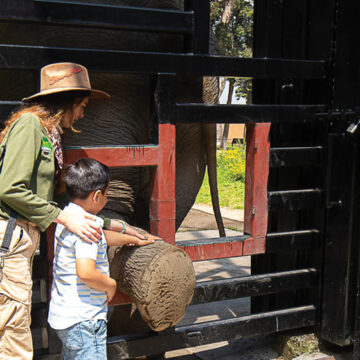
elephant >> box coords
[0,0,225,236]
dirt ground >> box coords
[178,208,243,232]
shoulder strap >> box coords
[0,210,18,254]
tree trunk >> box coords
[219,77,226,96]
[108,241,195,332]
[221,0,234,24]
[220,79,234,149]
[219,0,235,151]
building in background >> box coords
[217,79,246,146]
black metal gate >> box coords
[0,0,359,358]
[252,0,360,350]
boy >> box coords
[48,158,154,359]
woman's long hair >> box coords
[0,90,90,142]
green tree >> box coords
[210,0,253,58]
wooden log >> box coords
[109,240,196,332]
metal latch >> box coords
[346,119,360,134]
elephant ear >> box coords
[109,240,196,332]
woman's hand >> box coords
[125,225,148,240]
[55,210,101,243]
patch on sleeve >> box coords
[42,137,53,155]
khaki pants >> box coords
[0,220,40,360]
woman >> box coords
[0,62,145,359]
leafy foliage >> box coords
[217,144,246,181]
[196,144,246,209]
[210,0,253,57]
[210,0,254,102]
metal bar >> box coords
[176,104,325,124]
[156,74,177,125]
[32,257,48,280]
[30,303,47,329]
[107,306,317,359]
[0,0,193,34]
[149,124,176,244]
[266,230,320,252]
[321,133,357,345]
[176,236,247,261]
[0,101,21,123]
[268,189,323,211]
[185,0,209,53]
[108,250,318,306]
[354,343,360,360]
[270,147,324,167]
[316,110,357,118]
[64,145,159,167]
[149,75,176,244]
[0,100,22,106]
[46,224,56,308]
[0,44,327,78]
[192,268,318,305]
[244,123,270,255]
[353,223,360,360]
[0,102,327,125]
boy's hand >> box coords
[126,234,159,247]
[126,227,151,241]
[106,279,117,303]
[146,234,161,241]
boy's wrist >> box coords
[106,277,116,290]
[106,278,117,300]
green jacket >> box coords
[0,113,61,231]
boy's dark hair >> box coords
[65,158,110,200]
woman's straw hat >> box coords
[22,62,110,101]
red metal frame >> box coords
[243,122,270,255]
[176,122,270,260]
[47,121,270,305]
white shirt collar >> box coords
[65,202,104,228]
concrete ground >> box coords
[177,204,244,233]
[164,205,353,360]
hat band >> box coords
[42,85,90,91]
[49,66,83,85]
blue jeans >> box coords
[55,319,107,360]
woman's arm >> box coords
[0,115,60,231]
[107,219,161,241]
[76,258,117,301]
[103,230,156,247]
